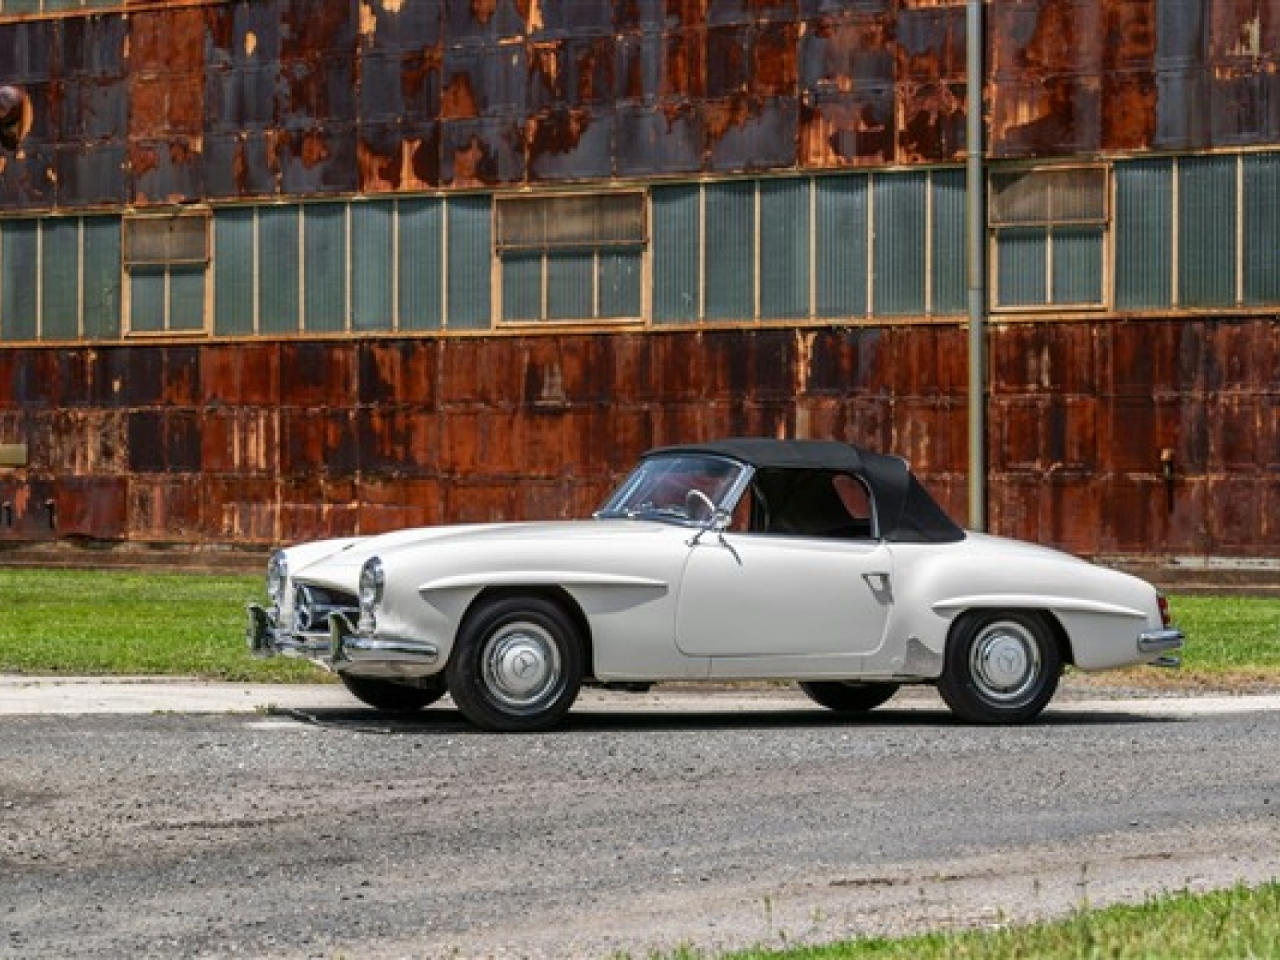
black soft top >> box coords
[645,438,966,544]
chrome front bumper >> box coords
[246,605,440,675]
[1138,627,1185,668]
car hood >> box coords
[290,520,673,588]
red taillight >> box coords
[1157,594,1172,628]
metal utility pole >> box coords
[966,0,987,532]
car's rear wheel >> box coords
[937,611,1062,724]
[339,673,447,712]
[799,681,899,713]
[447,595,583,732]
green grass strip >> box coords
[0,568,322,681]
[654,882,1280,959]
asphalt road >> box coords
[3,683,1279,959]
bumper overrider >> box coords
[1137,627,1185,668]
[246,606,441,674]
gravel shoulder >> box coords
[3,680,1279,959]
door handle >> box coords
[862,571,893,601]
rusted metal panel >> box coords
[4,319,1280,556]
[204,476,279,542]
[799,8,898,167]
[200,409,277,477]
[989,0,1104,157]
[896,4,967,162]
[1100,0,1157,150]
[277,476,359,541]
[2,0,1279,204]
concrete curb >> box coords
[4,675,1280,719]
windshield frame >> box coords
[594,454,752,527]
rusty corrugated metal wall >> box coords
[2,0,1276,205]
[0,0,1278,561]
[2,318,1276,558]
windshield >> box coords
[596,455,748,525]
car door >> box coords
[673,532,895,658]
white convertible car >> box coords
[247,438,1184,731]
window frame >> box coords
[988,164,1112,314]
[493,191,648,327]
[122,210,212,339]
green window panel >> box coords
[1115,160,1173,310]
[760,178,810,320]
[704,181,754,321]
[1052,226,1105,305]
[995,227,1048,307]
[1244,153,1280,305]
[352,202,394,332]
[1,221,38,341]
[83,217,121,341]
[652,184,701,324]
[129,269,167,334]
[930,170,966,315]
[1178,155,1236,307]
[398,199,444,331]
[599,250,641,319]
[260,206,301,335]
[546,251,594,321]
[446,196,492,331]
[501,252,542,322]
[169,268,208,332]
[815,175,868,318]
[304,204,347,333]
[873,172,927,316]
[214,209,255,336]
[42,219,80,340]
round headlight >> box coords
[266,550,288,604]
[359,557,384,613]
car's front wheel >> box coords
[447,595,583,732]
[799,681,899,713]
[937,611,1062,723]
[339,673,447,712]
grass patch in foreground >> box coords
[0,568,324,682]
[659,882,1280,959]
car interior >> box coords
[737,469,876,540]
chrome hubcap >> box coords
[970,621,1041,703]
[482,622,561,711]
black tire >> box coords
[937,611,1062,724]
[446,596,583,732]
[339,673,447,712]
[799,681,899,713]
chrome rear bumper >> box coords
[1138,627,1185,668]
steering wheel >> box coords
[685,489,717,524]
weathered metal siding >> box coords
[0,0,1278,562]
[1,319,1276,557]
[4,0,1278,208]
